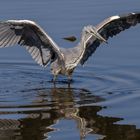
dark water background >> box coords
[0,0,140,140]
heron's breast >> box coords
[59,67,75,76]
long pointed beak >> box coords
[89,29,108,44]
[95,32,108,43]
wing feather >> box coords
[25,45,51,66]
[1,32,14,47]
[0,20,64,67]
[80,12,140,65]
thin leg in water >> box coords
[68,74,72,83]
[52,75,57,83]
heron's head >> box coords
[50,60,61,76]
[85,25,107,43]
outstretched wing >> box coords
[0,20,64,66]
[80,12,140,65]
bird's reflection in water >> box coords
[0,87,140,140]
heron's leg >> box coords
[67,75,72,88]
[67,69,74,83]
[68,75,72,82]
[52,75,57,83]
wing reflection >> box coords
[0,87,140,140]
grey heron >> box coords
[0,12,140,82]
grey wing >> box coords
[80,12,140,65]
[0,20,64,66]
[25,46,51,67]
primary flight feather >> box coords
[0,12,139,82]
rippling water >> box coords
[0,0,140,140]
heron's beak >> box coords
[95,32,108,43]
[90,30,108,44]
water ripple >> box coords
[0,63,140,139]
